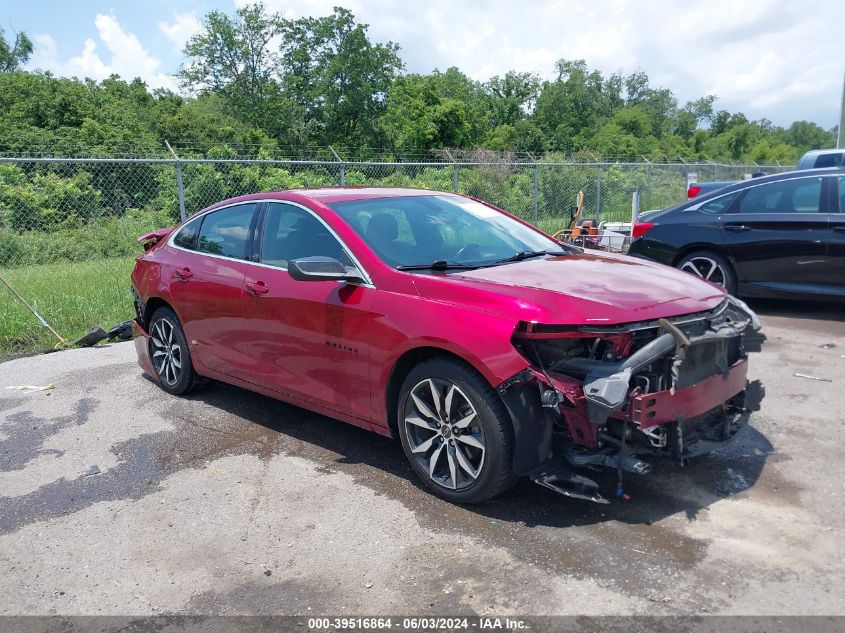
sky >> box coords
[3,0,843,128]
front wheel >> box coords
[676,250,737,295]
[397,357,517,503]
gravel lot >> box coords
[0,300,843,616]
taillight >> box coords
[687,185,702,198]
[631,222,655,239]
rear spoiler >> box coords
[138,227,174,251]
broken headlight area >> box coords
[505,297,765,503]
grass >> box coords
[0,256,136,359]
[0,206,636,360]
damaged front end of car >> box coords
[499,296,765,503]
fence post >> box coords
[165,140,186,222]
[631,189,640,226]
[444,148,459,192]
[595,171,602,219]
[330,146,345,186]
[533,166,539,226]
[175,163,186,222]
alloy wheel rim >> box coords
[680,257,727,288]
[403,378,485,491]
[150,318,182,385]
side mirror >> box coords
[288,256,364,283]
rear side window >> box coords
[196,204,256,259]
[737,178,822,214]
[697,192,739,214]
[174,216,201,250]
[814,153,843,168]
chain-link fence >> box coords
[0,154,792,357]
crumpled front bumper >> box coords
[502,297,764,502]
[628,357,747,428]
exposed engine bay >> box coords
[501,296,766,503]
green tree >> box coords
[281,7,402,147]
[179,3,295,133]
[778,121,835,151]
[484,71,540,128]
[533,60,613,152]
[380,74,473,151]
[0,27,32,72]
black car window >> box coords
[196,203,256,259]
[174,215,201,250]
[737,178,822,214]
[697,192,739,214]
[260,202,350,268]
[814,153,843,168]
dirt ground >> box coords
[0,299,843,616]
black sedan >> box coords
[628,168,845,299]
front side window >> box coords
[737,178,822,214]
[196,204,257,259]
[260,203,350,268]
[329,195,561,268]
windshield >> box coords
[329,194,562,268]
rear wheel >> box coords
[148,307,200,395]
[397,357,517,503]
[676,250,737,295]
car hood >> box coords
[409,251,726,325]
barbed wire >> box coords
[0,138,791,166]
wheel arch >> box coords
[142,296,176,329]
[384,346,500,438]
[670,243,735,268]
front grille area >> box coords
[674,336,742,389]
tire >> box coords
[148,307,201,395]
[676,250,737,295]
[397,357,517,503]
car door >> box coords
[236,201,376,421]
[167,202,259,375]
[829,175,845,293]
[719,175,829,293]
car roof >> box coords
[194,187,451,216]
[290,187,445,203]
[685,166,845,204]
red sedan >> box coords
[131,188,764,503]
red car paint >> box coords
[131,188,740,446]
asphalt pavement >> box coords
[0,300,843,616]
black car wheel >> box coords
[148,307,201,395]
[676,250,737,295]
[397,357,518,503]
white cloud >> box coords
[26,13,177,91]
[241,0,843,126]
[158,11,202,51]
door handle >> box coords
[245,280,270,295]
[833,226,845,233]
[172,267,193,280]
[725,224,752,232]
